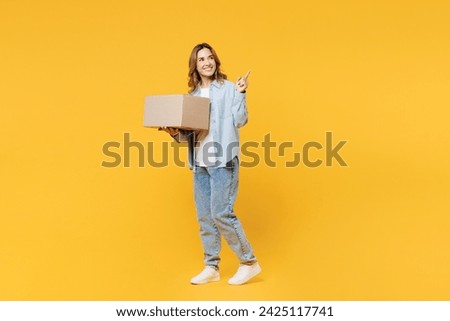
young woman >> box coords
[163,43,261,285]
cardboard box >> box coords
[143,95,210,130]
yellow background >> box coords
[1,0,449,300]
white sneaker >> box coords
[228,262,262,285]
[190,266,220,285]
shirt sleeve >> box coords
[171,130,203,143]
[171,130,191,143]
[232,89,248,128]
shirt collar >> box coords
[192,79,222,95]
[211,79,221,88]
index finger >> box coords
[244,70,251,80]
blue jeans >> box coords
[193,157,257,268]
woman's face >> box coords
[196,48,216,80]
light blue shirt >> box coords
[196,87,216,166]
[175,79,248,169]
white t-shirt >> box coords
[196,87,217,166]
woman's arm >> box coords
[159,127,200,143]
[232,72,250,128]
[231,91,248,128]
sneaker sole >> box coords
[190,275,220,285]
[228,266,262,285]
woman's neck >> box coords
[200,77,213,88]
